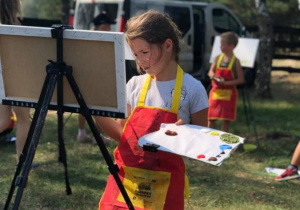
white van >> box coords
[74,0,250,86]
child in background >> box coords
[207,31,244,132]
[92,11,116,31]
[275,141,300,181]
[95,10,208,210]
[0,0,34,165]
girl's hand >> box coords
[175,119,185,125]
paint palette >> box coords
[138,123,244,166]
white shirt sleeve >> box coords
[189,80,209,114]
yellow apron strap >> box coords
[184,175,190,202]
[217,54,235,70]
[216,53,224,68]
[137,75,152,107]
[170,65,184,113]
[228,55,236,70]
[137,65,184,113]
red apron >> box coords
[99,66,186,210]
[208,54,237,121]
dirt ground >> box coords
[271,71,300,101]
[271,58,300,100]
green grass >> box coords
[1,72,300,209]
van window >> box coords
[192,6,205,71]
[165,6,191,37]
[192,6,205,51]
[212,9,240,34]
[75,3,118,30]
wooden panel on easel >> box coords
[0,35,55,102]
[63,39,117,108]
[0,35,117,108]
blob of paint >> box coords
[197,154,205,159]
[219,144,232,151]
[210,131,219,136]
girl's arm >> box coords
[190,108,208,126]
[94,104,131,142]
[235,60,245,85]
[176,108,208,126]
[117,104,131,128]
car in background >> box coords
[74,0,253,87]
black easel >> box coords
[239,85,259,147]
[239,29,259,147]
[4,25,134,210]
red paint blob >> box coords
[197,154,205,159]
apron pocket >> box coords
[212,88,232,101]
[117,166,171,210]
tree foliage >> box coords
[21,0,299,27]
[21,0,62,20]
[194,0,300,27]
[267,0,299,27]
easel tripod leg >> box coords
[4,73,58,210]
[56,72,72,195]
[245,88,259,147]
[4,74,53,209]
[65,72,135,210]
[240,87,250,127]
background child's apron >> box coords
[99,66,186,210]
[208,54,237,121]
[0,112,16,138]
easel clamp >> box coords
[51,25,73,39]
[143,143,160,152]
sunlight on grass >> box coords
[272,59,300,68]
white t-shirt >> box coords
[126,73,208,124]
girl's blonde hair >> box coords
[0,0,21,25]
[125,10,182,62]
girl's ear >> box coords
[164,39,173,52]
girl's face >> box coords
[128,38,173,78]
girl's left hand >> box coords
[175,119,185,125]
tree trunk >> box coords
[255,0,273,99]
[61,0,70,25]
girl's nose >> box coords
[136,58,144,66]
